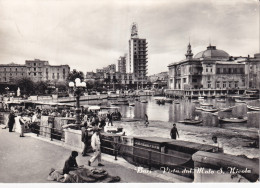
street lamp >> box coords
[69,78,86,128]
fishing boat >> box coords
[218,117,248,123]
[174,100,180,104]
[140,100,148,103]
[220,107,233,112]
[155,99,165,105]
[200,102,213,106]
[235,99,246,103]
[217,99,226,103]
[129,103,135,106]
[247,105,260,111]
[165,99,173,103]
[201,108,219,113]
[178,119,202,125]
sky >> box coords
[0,0,259,75]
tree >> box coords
[67,70,84,82]
[35,81,49,95]
[15,77,35,96]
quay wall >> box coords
[192,151,259,182]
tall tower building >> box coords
[128,23,148,86]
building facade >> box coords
[167,44,257,97]
[0,63,27,83]
[0,59,70,84]
[128,23,148,85]
[118,56,126,73]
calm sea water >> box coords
[71,96,260,130]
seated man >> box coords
[63,151,79,175]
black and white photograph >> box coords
[0,0,259,184]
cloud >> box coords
[0,0,258,75]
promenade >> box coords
[0,125,183,183]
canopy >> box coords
[88,106,101,110]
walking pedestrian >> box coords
[107,111,113,126]
[19,113,26,137]
[170,123,179,139]
[81,122,89,156]
[144,114,149,127]
[8,111,16,132]
[88,128,104,167]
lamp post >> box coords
[69,78,86,128]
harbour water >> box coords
[68,96,259,158]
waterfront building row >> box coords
[0,59,70,84]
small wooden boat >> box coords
[192,100,200,103]
[218,117,248,123]
[200,103,213,106]
[220,107,233,112]
[165,99,173,103]
[174,100,180,104]
[156,99,165,105]
[129,103,135,106]
[247,105,260,111]
[178,119,202,125]
[235,99,246,103]
[201,108,219,113]
[217,99,226,103]
[198,96,204,100]
[140,100,148,103]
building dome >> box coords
[194,45,229,59]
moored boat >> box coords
[129,103,135,106]
[200,103,213,106]
[140,100,148,103]
[220,107,233,112]
[235,99,246,103]
[247,105,260,111]
[218,117,248,123]
[217,99,226,103]
[201,108,219,113]
[178,119,202,125]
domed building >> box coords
[194,45,229,60]
[167,43,250,98]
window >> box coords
[240,68,244,74]
[208,75,210,80]
[207,81,211,88]
[233,68,237,74]
[183,78,186,83]
[34,73,36,76]
[34,68,36,71]
[235,82,238,88]
[228,68,231,74]
[229,82,232,88]
[206,68,208,72]
[34,63,36,66]
[217,68,220,74]
[192,79,197,82]
[52,73,55,79]
[57,73,59,79]
[223,82,226,88]
[16,68,17,71]
[216,82,220,88]
[223,68,226,74]
[210,68,212,72]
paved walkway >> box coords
[0,127,168,183]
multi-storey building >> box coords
[96,64,116,74]
[0,59,70,84]
[25,59,70,83]
[167,43,258,97]
[118,56,126,73]
[0,63,26,83]
[128,23,148,86]
[104,72,133,85]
